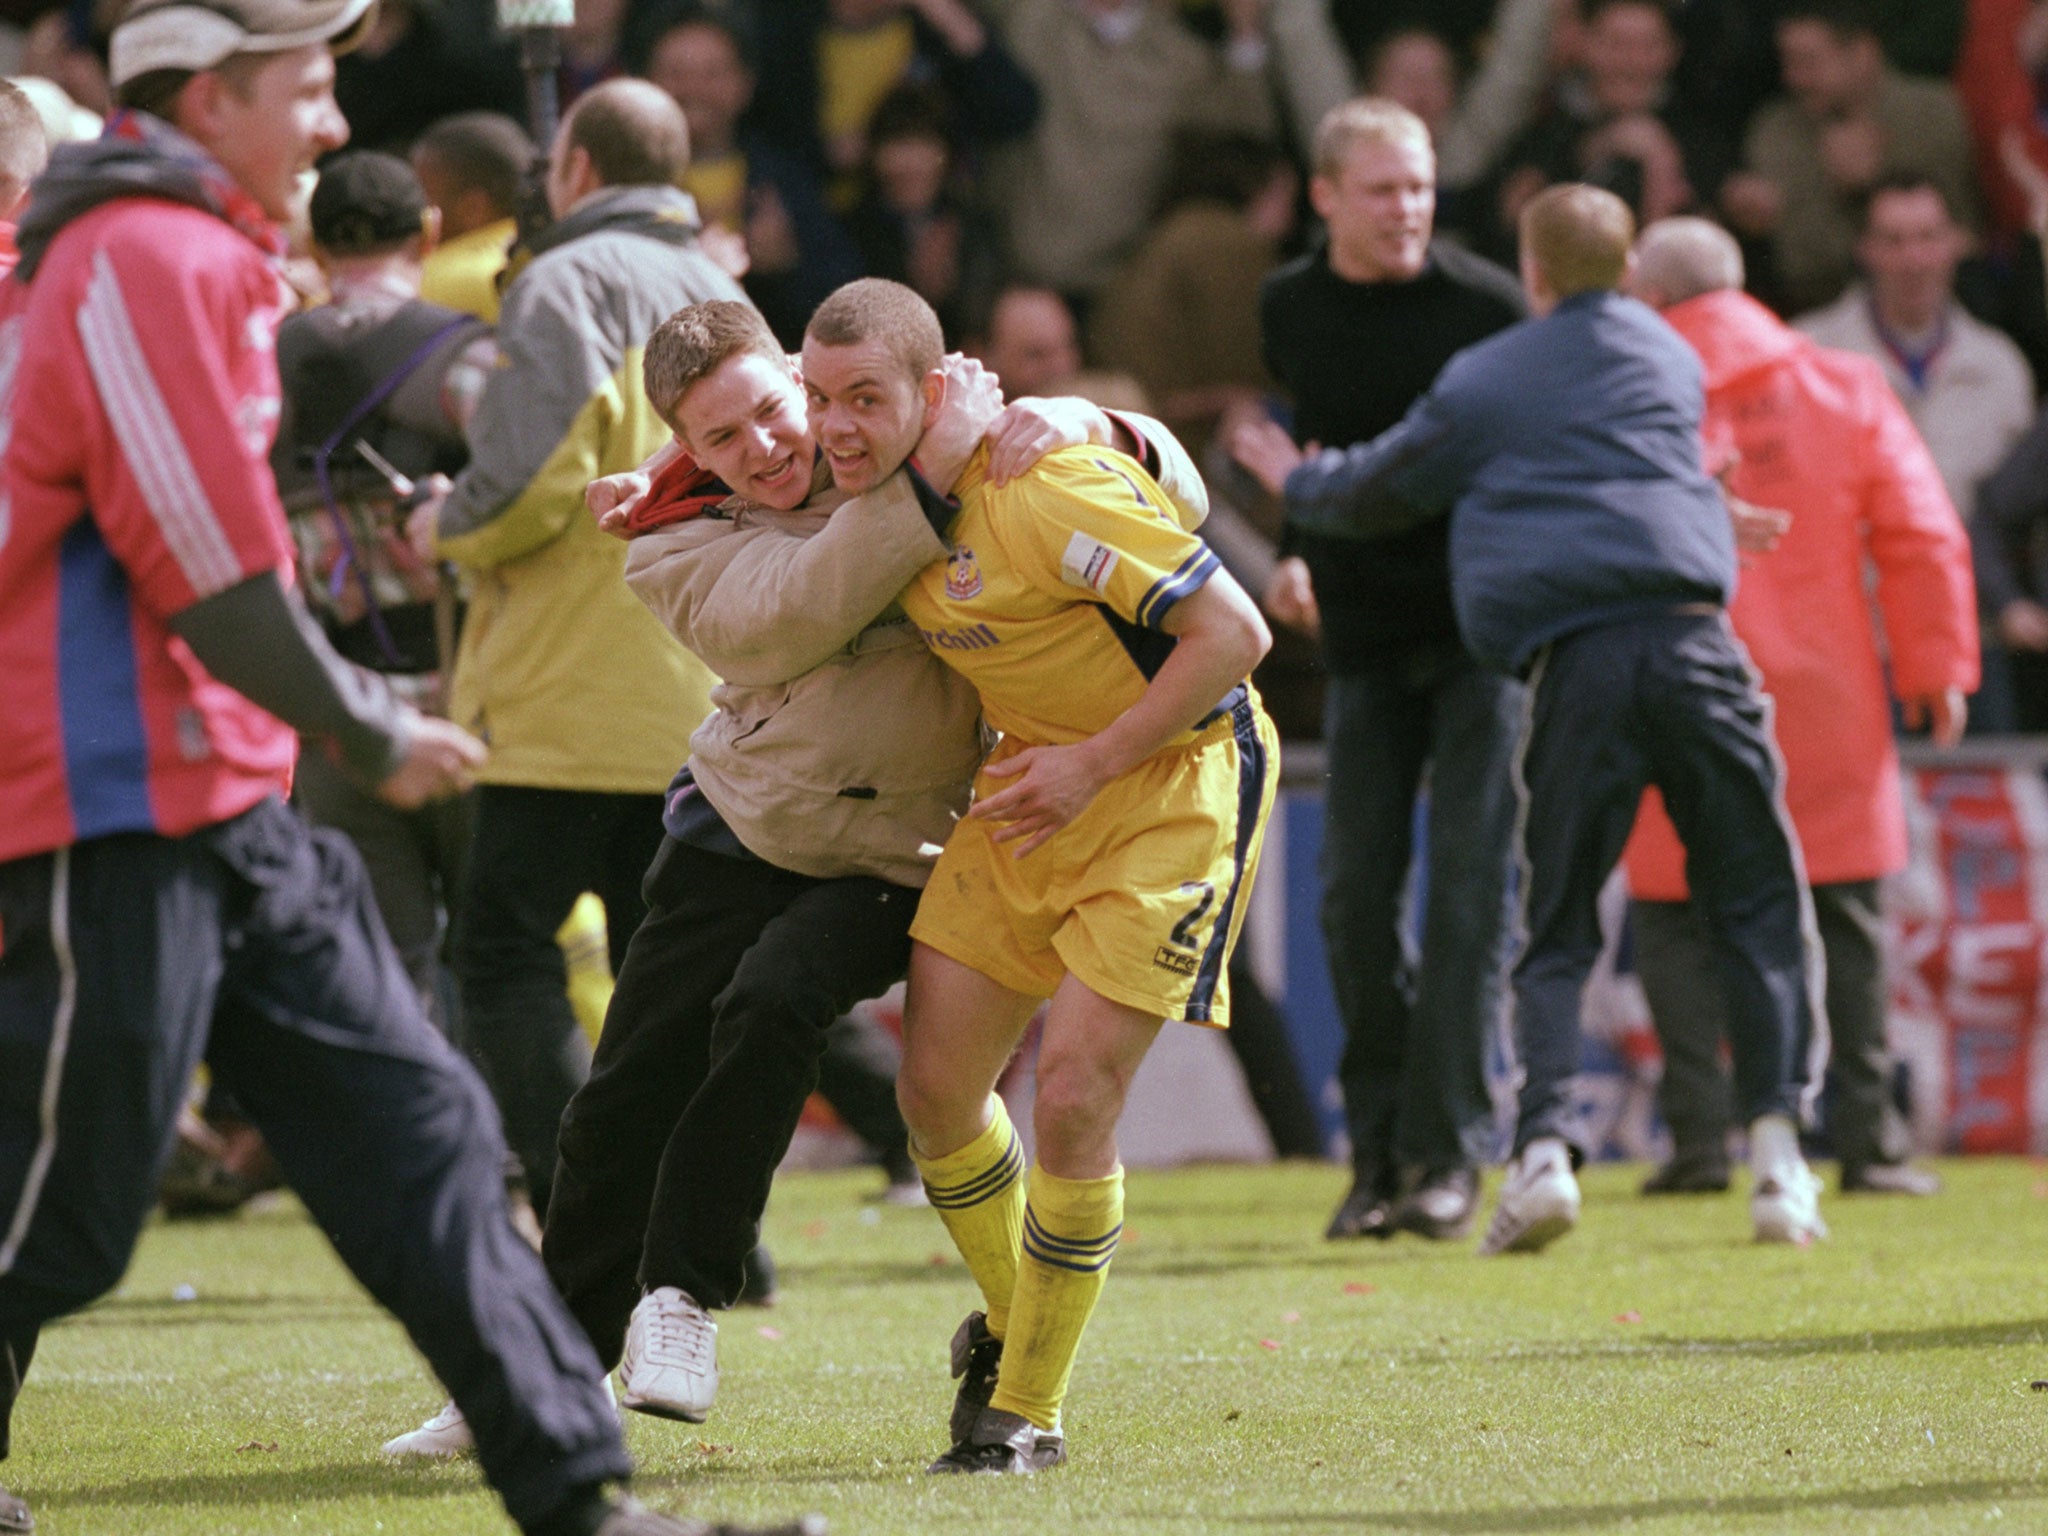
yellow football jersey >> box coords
[899,443,1228,748]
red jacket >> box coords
[0,117,300,862]
[1623,289,1979,897]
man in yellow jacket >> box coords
[410,79,738,1216]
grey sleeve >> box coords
[169,571,418,784]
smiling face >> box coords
[194,44,350,224]
[670,350,816,510]
[799,333,940,495]
[1312,133,1435,284]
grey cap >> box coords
[110,0,379,89]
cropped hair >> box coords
[1521,182,1636,296]
[562,78,691,189]
[644,300,784,425]
[805,278,944,383]
[1311,96,1431,180]
[414,111,534,219]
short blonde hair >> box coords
[643,300,784,426]
[1520,182,1635,297]
[1312,96,1432,179]
[805,277,944,382]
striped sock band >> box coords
[989,1162,1124,1431]
[912,1095,1028,1337]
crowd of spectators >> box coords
[0,0,2017,727]
[8,0,2048,1182]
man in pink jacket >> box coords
[1621,216,1978,1198]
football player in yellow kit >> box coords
[800,279,1279,1475]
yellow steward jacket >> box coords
[435,186,745,791]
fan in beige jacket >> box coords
[520,299,1206,1439]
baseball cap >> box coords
[110,0,380,90]
[309,150,429,253]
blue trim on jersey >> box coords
[1096,606,1178,682]
[1186,695,1267,1023]
[57,520,153,840]
[1135,547,1219,629]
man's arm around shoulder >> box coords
[624,470,953,686]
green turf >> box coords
[11,1159,2048,1534]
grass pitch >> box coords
[11,1159,2048,1535]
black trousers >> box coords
[1635,878,1905,1168]
[817,1010,915,1178]
[454,784,665,1216]
[0,800,626,1528]
[294,745,471,1034]
[1320,649,1523,1177]
[1512,611,1819,1155]
[543,836,915,1363]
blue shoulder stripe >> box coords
[1135,547,1219,629]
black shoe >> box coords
[947,1310,1004,1444]
[1840,1161,1941,1196]
[927,1406,1066,1475]
[1640,1149,1732,1195]
[591,1499,826,1536]
[1325,1174,1396,1240]
[1390,1166,1479,1241]
[0,1480,30,1534]
[735,1244,778,1307]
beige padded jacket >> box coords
[623,420,1208,888]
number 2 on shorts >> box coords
[1170,880,1217,950]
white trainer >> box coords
[380,1399,473,1458]
[1749,1114,1828,1244]
[1478,1138,1581,1255]
[620,1286,719,1423]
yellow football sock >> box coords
[988,1162,1123,1432]
[913,1095,1027,1337]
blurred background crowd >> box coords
[13,0,2041,1225]
[10,0,2048,724]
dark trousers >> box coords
[1224,952,1328,1159]
[817,1011,915,1179]
[455,784,664,1216]
[0,800,626,1528]
[295,745,471,1034]
[542,837,914,1364]
[1321,647,1523,1177]
[1512,612,1818,1156]
[1635,878,1904,1168]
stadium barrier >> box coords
[790,738,2048,1171]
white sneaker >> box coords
[380,1399,473,1458]
[620,1286,719,1422]
[1478,1138,1581,1255]
[1749,1114,1828,1245]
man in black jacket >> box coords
[1246,98,1524,1243]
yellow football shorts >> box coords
[910,691,1279,1027]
